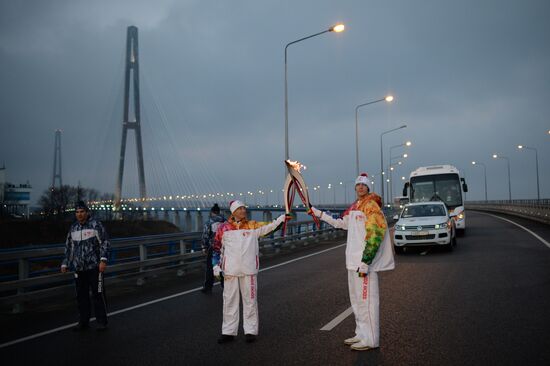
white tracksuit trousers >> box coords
[348,270,379,347]
[222,275,258,336]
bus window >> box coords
[410,173,462,208]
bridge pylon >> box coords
[114,25,147,210]
[51,129,63,189]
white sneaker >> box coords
[350,341,374,351]
[344,337,361,345]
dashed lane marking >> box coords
[320,306,354,331]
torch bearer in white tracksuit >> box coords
[311,173,395,351]
[214,201,286,343]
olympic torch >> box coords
[283,160,321,235]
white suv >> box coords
[393,202,457,252]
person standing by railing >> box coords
[60,201,110,331]
[201,203,226,293]
[212,200,288,344]
[311,173,394,351]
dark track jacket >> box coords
[61,217,110,271]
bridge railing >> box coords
[465,200,550,225]
[0,219,345,312]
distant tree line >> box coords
[39,185,113,218]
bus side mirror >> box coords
[461,178,468,193]
[402,182,409,197]
[449,212,457,218]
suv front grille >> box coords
[405,234,436,240]
[405,225,436,230]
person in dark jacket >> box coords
[201,203,226,293]
[61,201,110,331]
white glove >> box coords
[213,264,221,278]
[310,206,322,218]
[357,263,369,275]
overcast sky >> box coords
[1,0,549,205]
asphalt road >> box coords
[1,211,550,365]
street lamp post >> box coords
[517,145,540,201]
[388,141,411,170]
[328,184,336,205]
[471,161,488,202]
[285,23,345,160]
[388,154,407,203]
[380,125,407,206]
[492,154,512,202]
[354,95,394,175]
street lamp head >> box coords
[517,145,523,149]
[330,24,345,32]
[405,141,412,146]
[471,161,476,165]
[400,124,407,129]
[403,153,408,158]
[385,95,394,102]
[492,154,498,159]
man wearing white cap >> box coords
[212,200,288,344]
[311,173,395,351]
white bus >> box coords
[402,165,468,233]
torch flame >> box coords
[286,159,307,173]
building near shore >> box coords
[0,165,32,218]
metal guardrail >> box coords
[0,220,345,312]
[465,200,550,225]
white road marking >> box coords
[320,306,353,331]
[479,212,550,249]
[0,242,346,349]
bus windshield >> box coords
[410,173,462,208]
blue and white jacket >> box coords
[61,217,110,271]
[202,214,226,250]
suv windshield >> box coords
[410,173,462,208]
[401,204,447,218]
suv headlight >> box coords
[434,222,448,229]
[395,225,406,231]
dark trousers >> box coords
[204,247,223,290]
[75,268,108,325]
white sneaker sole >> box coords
[344,338,361,345]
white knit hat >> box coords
[355,173,373,191]
[229,200,246,213]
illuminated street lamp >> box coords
[492,154,512,202]
[285,23,345,160]
[517,145,540,201]
[471,161,488,202]
[355,95,394,175]
[388,140,412,169]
